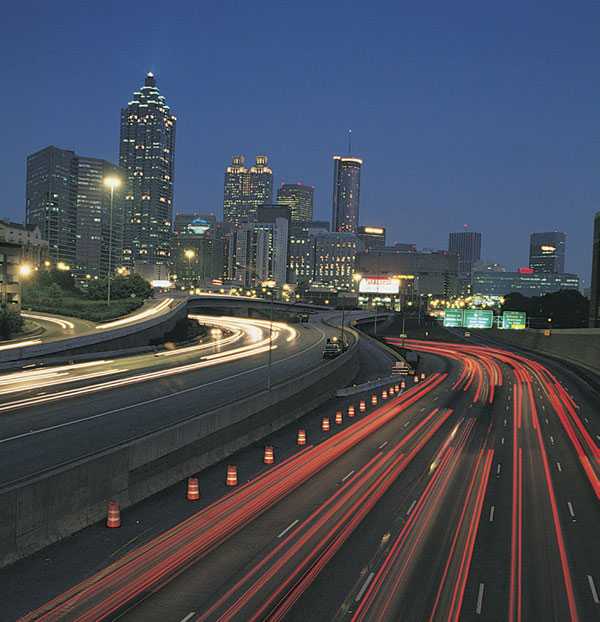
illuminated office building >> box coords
[276,183,314,222]
[223,155,273,226]
[331,156,362,233]
[357,225,386,250]
[313,232,359,289]
[119,72,176,272]
[448,230,482,277]
[529,231,566,273]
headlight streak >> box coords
[95,298,174,330]
[21,313,75,331]
[0,339,43,352]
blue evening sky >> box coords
[1,1,599,284]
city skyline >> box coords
[2,3,599,284]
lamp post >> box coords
[103,176,121,305]
[184,249,196,287]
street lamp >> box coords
[103,175,122,305]
[184,249,195,285]
[18,263,32,278]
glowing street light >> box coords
[18,263,33,278]
[56,261,70,271]
[103,175,122,305]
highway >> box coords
[0,313,329,485]
[5,323,599,621]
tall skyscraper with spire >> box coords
[119,72,176,272]
[331,133,362,233]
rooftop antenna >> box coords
[348,129,352,154]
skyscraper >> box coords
[448,230,482,277]
[119,72,176,272]
[26,146,77,265]
[590,212,600,327]
[277,183,314,222]
[223,155,273,227]
[529,231,566,273]
[331,156,362,233]
[26,147,124,275]
[75,157,125,278]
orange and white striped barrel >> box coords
[263,445,274,464]
[226,464,238,486]
[297,429,307,446]
[106,500,121,528]
[335,410,343,424]
[348,404,355,417]
[359,400,366,413]
[371,393,378,405]
[187,477,200,501]
[321,417,330,432]
[382,389,388,400]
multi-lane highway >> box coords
[4,323,600,621]
[0,313,331,486]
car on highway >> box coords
[323,337,343,359]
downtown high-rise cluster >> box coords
[11,70,599,325]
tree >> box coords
[502,289,589,329]
[86,274,152,301]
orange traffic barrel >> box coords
[106,500,121,528]
[414,375,419,384]
[226,464,238,486]
[395,384,400,392]
[297,429,307,446]
[371,393,378,405]
[420,372,426,380]
[335,410,343,424]
[348,404,356,417]
[322,417,331,432]
[389,386,395,395]
[359,400,366,413]
[187,477,200,501]
[401,380,406,389]
[264,445,274,464]
[382,389,388,400]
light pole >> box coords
[184,249,196,288]
[103,176,121,305]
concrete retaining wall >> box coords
[487,328,600,374]
[0,334,359,568]
[0,301,186,365]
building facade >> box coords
[172,213,223,287]
[356,247,459,298]
[0,242,26,311]
[119,72,176,271]
[75,157,125,278]
[590,212,600,327]
[331,156,362,233]
[448,230,482,277]
[287,220,330,284]
[0,220,48,266]
[313,232,359,290]
[357,225,386,250]
[276,183,314,222]
[223,155,273,227]
[529,231,566,273]
[26,146,77,265]
[472,270,579,297]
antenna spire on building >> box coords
[348,129,352,154]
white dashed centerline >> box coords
[406,500,417,516]
[342,470,355,483]
[587,575,600,604]
[489,505,495,523]
[556,462,562,473]
[277,519,299,539]
[378,441,388,450]
[567,501,576,520]
[355,572,375,602]
[180,613,196,622]
[476,583,485,614]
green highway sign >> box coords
[443,308,464,327]
[463,309,494,329]
[502,311,527,330]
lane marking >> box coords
[545,418,549,425]
[556,462,562,473]
[277,519,299,539]
[567,501,575,519]
[584,417,589,424]
[342,470,355,483]
[550,435,555,445]
[504,418,508,426]
[588,575,600,604]
[489,505,495,523]
[406,499,417,516]
[496,463,502,476]
[501,437,505,445]
[180,613,196,622]
[403,421,410,428]
[378,441,388,450]
[355,572,375,602]
[476,583,485,615]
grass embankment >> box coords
[23,297,144,322]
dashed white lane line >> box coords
[355,572,375,602]
[567,501,576,519]
[277,519,299,538]
[406,499,417,516]
[489,505,495,523]
[556,462,562,473]
[378,441,388,450]
[476,583,485,615]
[342,470,355,483]
[501,437,505,445]
[587,575,600,604]
[550,435,555,445]
[496,463,502,476]
[180,613,196,622]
